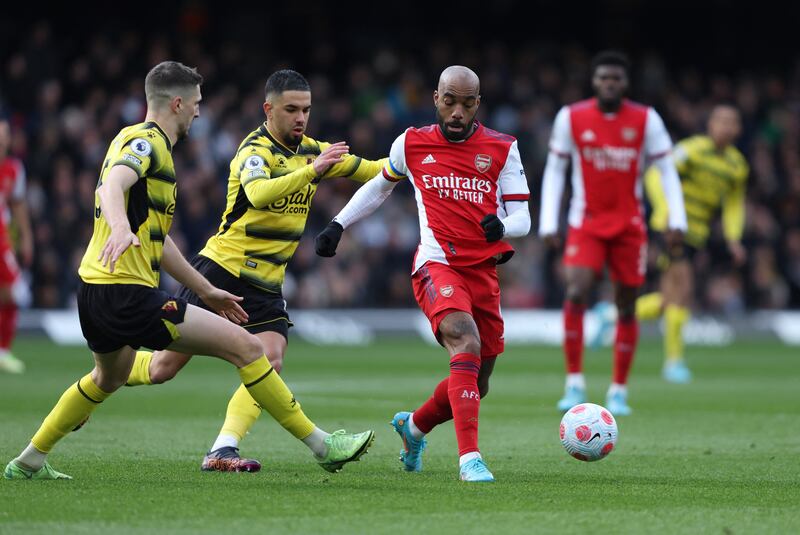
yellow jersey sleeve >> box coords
[239,146,316,209]
[317,142,387,183]
[110,134,158,178]
[644,164,669,231]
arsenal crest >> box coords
[621,127,638,142]
[440,285,454,298]
[474,154,492,173]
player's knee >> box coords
[440,316,481,355]
[92,367,128,393]
[478,380,490,399]
[446,334,480,356]
[463,336,481,356]
[565,287,588,305]
[233,332,265,366]
[148,360,178,384]
[441,329,480,355]
[267,353,284,374]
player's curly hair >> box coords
[144,61,203,104]
[590,50,630,76]
[265,70,310,99]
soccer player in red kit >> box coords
[0,118,33,374]
[315,66,531,482]
[539,51,687,415]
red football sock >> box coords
[564,301,585,374]
[0,303,18,351]
[412,378,452,434]
[447,352,482,456]
[612,317,639,384]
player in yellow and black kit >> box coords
[122,69,385,472]
[5,63,374,481]
[637,104,748,383]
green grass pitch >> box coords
[1,337,798,534]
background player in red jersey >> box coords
[0,118,34,374]
[315,66,531,482]
[538,51,687,415]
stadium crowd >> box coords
[2,19,799,312]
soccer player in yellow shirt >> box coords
[4,63,374,480]
[122,69,386,472]
[636,104,748,382]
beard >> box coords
[437,110,473,142]
[286,131,303,146]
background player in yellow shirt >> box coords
[4,63,374,480]
[635,104,748,382]
[123,70,385,472]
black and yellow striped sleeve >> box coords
[239,145,316,209]
[322,153,387,184]
[110,132,160,178]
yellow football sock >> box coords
[636,292,664,321]
[31,374,111,453]
[664,305,690,362]
[125,351,153,386]
[219,384,263,441]
[238,356,315,440]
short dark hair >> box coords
[591,50,630,76]
[264,70,310,100]
[144,61,203,104]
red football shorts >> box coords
[0,247,19,287]
[563,223,647,287]
[411,260,503,358]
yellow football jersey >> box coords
[200,123,385,293]
[645,135,748,248]
[79,122,176,287]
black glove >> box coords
[480,214,505,242]
[315,221,344,257]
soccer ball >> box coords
[559,403,618,462]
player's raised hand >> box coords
[199,287,249,324]
[542,233,562,249]
[481,214,505,242]
[315,220,344,257]
[312,142,350,177]
[98,226,140,273]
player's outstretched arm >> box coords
[160,236,248,324]
[96,165,141,273]
[244,142,351,209]
[314,173,398,257]
[539,151,569,248]
[320,153,387,183]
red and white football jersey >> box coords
[0,156,26,249]
[383,122,530,272]
[549,98,672,236]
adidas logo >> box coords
[580,129,596,142]
[421,154,436,164]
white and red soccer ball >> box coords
[559,403,618,462]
